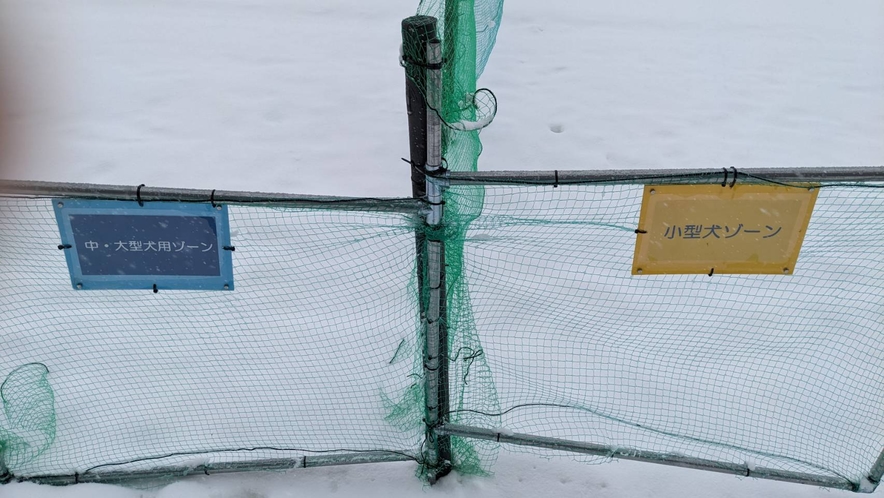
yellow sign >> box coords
[632,184,818,275]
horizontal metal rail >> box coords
[13,452,413,486]
[0,180,426,215]
[445,166,884,186]
[438,424,860,492]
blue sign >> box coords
[54,199,234,291]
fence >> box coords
[3,167,884,493]
[2,5,884,492]
[438,168,884,493]
[0,182,426,484]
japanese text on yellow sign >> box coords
[632,184,818,275]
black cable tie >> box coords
[210,189,217,208]
[496,432,501,443]
[153,283,158,294]
[721,168,728,188]
[553,170,559,188]
[401,55,445,70]
[425,164,448,178]
[403,157,429,177]
[730,166,738,188]
[136,184,146,206]
[708,268,715,277]
[58,244,72,250]
[302,456,308,468]
[403,157,448,179]
[634,229,647,234]
[223,246,235,251]
[427,200,445,206]
[74,472,79,484]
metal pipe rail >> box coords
[0,180,426,215]
[437,424,862,492]
[444,166,884,186]
[12,452,414,486]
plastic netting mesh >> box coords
[0,198,424,477]
[445,182,884,485]
[4,182,884,487]
[403,0,503,474]
[401,0,505,477]
[5,0,882,488]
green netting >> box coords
[5,0,882,489]
[1,363,55,471]
[403,0,505,477]
[0,198,425,478]
[445,182,884,487]
[5,180,884,489]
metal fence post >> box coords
[402,16,451,483]
[860,448,884,492]
[0,452,10,484]
[422,36,452,483]
[401,15,437,200]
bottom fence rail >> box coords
[12,452,415,486]
[437,424,864,492]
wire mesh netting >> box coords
[443,181,884,488]
[0,197,425,478]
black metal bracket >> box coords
[426,460,452,485]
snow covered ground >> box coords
[2,0,883,497]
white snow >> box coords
[1,0,883,497]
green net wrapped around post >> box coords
[403,0,506,477]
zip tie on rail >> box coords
[730,166,738,188]
[136,184,146,206]
[721,168,728,187]
[57,244,72,250]
[210,189,218,208]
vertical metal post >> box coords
[402,15,450,483]
[401,15,437,350]
[422,37,452,483]
[401,16,437,200]
[0,453,10,484]
[861,448,884,492]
